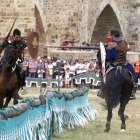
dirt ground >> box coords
[7,87,140,140]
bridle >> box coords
[1,46,23,73]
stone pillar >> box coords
[129,1,140,52]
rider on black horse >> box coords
[8,29,27,100]
[97,30,136,99]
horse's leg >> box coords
[13,90,18,105]
[0,97,3,108]
[119,100,127,131]
[104,107,112,132]
[3,95,12,108]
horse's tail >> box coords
[108,70,124,108]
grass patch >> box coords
[6,87,140,140]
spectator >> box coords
[105,31,111,43]
[60,59,65,87]
[37,66,45,79]
[47,58,53,79]
[65,67,70,88]
[28,58,37,78]
[60,59,65,78]
[72,39,77,46]
[134,55,140,90]
[22,57,28,77]
[95,43,100,47]
[62,41,67,50]
[69,60,76,88]
[92,58,97,67]
[76,59,82,75]
[45,58,49,79]
[77,59,84,75]
[41,57,45,78]
[64,60,70,71]
[75,59,79,75]
[87,63,93,72]
[69,55,73,61]
[83,59,89,73]
[37,57,44,71]
[86,43,90,46]
[67,41,72,47]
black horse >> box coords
[97,50,134,132]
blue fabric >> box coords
[125,62,138,77]
[0,86,98,140]
[107,48,116,59]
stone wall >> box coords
[0,0,35,39]
[0,0,140,57]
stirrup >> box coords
[97,90,105,99]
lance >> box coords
[45,45,100,50]
[0,18,17,54]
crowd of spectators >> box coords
[22,55,100,88]
[61,39,108,52]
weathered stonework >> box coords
[0,0,140,59]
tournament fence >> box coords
[25,71,101,88]
[0,86,98,140]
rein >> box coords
[1,44,25,73]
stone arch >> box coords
[34,0,47,34]
[90,4,123,45]
[88,0,124,44]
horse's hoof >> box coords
[104,129,110,132]
[121,129,125,132]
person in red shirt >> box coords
[105,31,111,43]
[62,41,67,50]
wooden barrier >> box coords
[0,87,89,120]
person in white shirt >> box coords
[69,60,76,88]
[65,68,70,88]
[75,59,80,75]
[80,59,86,86]
[64,60,70,71]
[92,58,97,67]
[37,67,45,79]
[77,59,84,75]
[82,59,89,73]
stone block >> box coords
[19,24,27,28]
[0,12,6,16]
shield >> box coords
[100,42,106,83]
[26,32,39,59]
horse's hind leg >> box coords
[118,99,127,131]
[104,107,112,132]
[3,95,12,108]
[0,97,3,108]
[13,90,18,105]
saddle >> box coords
[105,64,133,82]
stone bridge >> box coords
[0,0,140,60]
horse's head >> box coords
[1,45,22,68]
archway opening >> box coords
[90,4,122,46]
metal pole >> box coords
[40,78,42,95]
[57,61,60,91]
